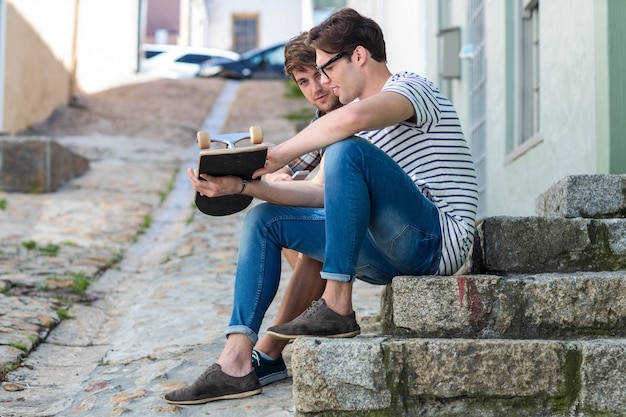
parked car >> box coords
[141,44,240,79]
[197,42,288,79]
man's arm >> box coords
[265,149,322,182]
[255,91,414,177]
[186,156,326,208]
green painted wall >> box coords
[596,0,626,174]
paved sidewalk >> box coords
[0,80,383,416]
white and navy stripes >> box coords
[357,72,478,275]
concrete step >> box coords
[380,272,626,339]
[291,336,626,417]
[0,136,89,192]
[467,216,626,274]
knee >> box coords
[324,137,368,171]
[245,203,277,226]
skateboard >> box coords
[194,126,267,216]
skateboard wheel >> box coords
[249,126,263,144]
[197,131,211,149]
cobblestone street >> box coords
[0,76,383,416]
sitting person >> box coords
[165,7,477,405]
[251,31,342,386]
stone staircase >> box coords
[290,174,626,417]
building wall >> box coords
[203,0,301,51]
[3,0,140,134]
[595,0,626,175]
[146,0,180,44]
[4,0,74,134]
[323,1,621,218]
[347,0,432,77]
[485,0,598,216]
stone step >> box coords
[380,272,626,339]
[467,216,626,274]
[536,174,626,218]
[291,336,626,417]
[0,136,89,193]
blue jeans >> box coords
[226,138,441,343]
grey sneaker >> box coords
[252,349,288,386]
[164,363,261,405]
[266,299,361,340]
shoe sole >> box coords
[164,388,262,405]
[266,329,361,340]
[258,369,288,386]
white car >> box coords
[141,44,240,79]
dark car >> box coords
[197,42,287,79]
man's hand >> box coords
[264,164,294,182]
[186,168,243,197]
[253,143,292,179]
[265,172,293,181]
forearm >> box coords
[270,94,412,167]
[273,109,359,163]
[244,178,324,207]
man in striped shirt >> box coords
[168,7,477,405]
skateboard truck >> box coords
[196,126,264,150]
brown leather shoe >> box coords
[266,299,361,340]
[164,363,261,405]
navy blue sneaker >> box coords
[251,349,288,386]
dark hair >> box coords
[307,8,386,63]
[284,32,316,80]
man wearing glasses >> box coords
[166,7,477,404]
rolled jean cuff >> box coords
[225,325,258,345]
[321,271,354,283]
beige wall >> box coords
[4,0,141,134]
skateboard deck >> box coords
[194,126,267,216]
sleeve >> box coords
[383,73,441,131]
[287,149,323,173]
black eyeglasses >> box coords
[316,52,346,79]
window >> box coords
[176,54,214,64]
[468,0,487,219]
[520,0,540,144]
[233,14,258,54]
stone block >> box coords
[470,216,626,274]
[395,339,570,398]
[523,271,626,337]
[0,136,89,193]
[292,337,586,416]
[291,337,391,413]
[536,174,626,218]
[579,339,626,414]
[383,275,502,338]
[383,272,626,339]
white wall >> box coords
[347,0,432,76]
[75,0,141,93]
[286,0,604,218]
[4,0,140,133]
[485,0,598,216]
[204,0,301,51]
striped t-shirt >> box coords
[356,72,478,275]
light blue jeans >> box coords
[226,137,441,343]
